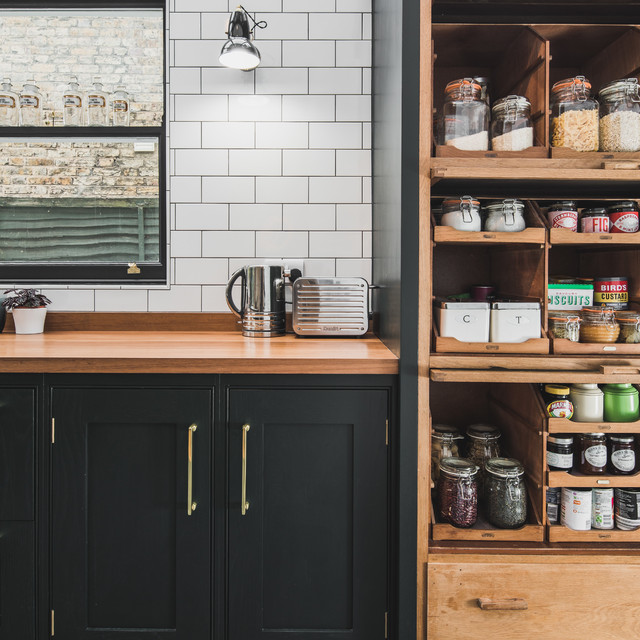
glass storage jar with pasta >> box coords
[550,76,599,152]
[441,78,490,151]
[490,95,534,151]
[599,78,640,152]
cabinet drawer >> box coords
[428,556,640,640]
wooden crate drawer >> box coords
[428,556,640,640]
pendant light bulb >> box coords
[219,6,264,71]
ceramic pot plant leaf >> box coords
[2,288,52,334]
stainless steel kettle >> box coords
[226,265,295,337]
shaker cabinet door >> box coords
[227,386,388,640]
[50,386,212,640]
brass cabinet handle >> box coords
[477,597,528,611]
[187,424,197,516]
[241,423,250,515]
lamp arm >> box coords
[238,5,267,33]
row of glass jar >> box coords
[438,197,527,232]
[440,75,640,153]
[546,200,639,234]
[548,308,640,344]
[437,456,527,529]
[543,383,640,422]
[0,76,131,127]
[548,432,638,475]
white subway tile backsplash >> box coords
[336,0,371,10]
[282,95,334,121]
[256,68,309,94]
[363,230,372,257]
[309,12,361,39]
[336,149,370,176]
[258,13,309,40]
[202,122,255,148]
[44,289,95,311]
[309,67,361,94]
[176,0,227,10]
[362,67,371,94]
[201,12,231,38]
[252,40,283,67]
[95,289,149,312]
[170,121,202,148]
[283,150,335,176]
[171,230,203,256]
[256,177,308,203]
[362,176,371,203]
[302,259,336,276]
[229,95,282,121]
[336,204,371,230]
[309,231,361,257]
[230,204,283,230]
[203,231,256,257]
[231,0,283,11]
[170,67,201,94]
[175,149,229,175]
[175,258,229,284]
[174,95,227,121]
[256,231,309,257]
[256,122,308,148]
[309,122,361,148]
[174,39,220,66]
[309,177,362,203]
[230,150,282,176]
[283,204,335,230]
[202,68,255,95]
[336,95,370,121]
[202,177,255,203]
[335,40,370,66]
[282,40,335,67]
[362,13,372,39]
[171,176,202,202]
[283,0,335,11]
[362,122,371,148]
[336,258,371,280]
[148,285,202,311]
[202,285,230,312]
[170,13,201,40]
[176,204,229,230]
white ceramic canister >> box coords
[440,196,482,232]
[561,487,592,531]
[436,300,490,343]
[489,301,541,343]
[592,488,614,530]
[569,383,604,422]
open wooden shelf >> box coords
[548,524,640,543]
[548,467,640,488]
[551,339,640,355]
[548,229,640,246]
[548,417,640,434]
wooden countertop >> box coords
[0,330,399,374]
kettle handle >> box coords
[226,267,245,318]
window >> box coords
[0,2,165,284]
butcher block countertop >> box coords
[0,314,398,374]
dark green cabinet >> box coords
[226,385,389,640]
[50,385,212,639]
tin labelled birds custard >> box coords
[594,277,628,310]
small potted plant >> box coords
[2,288,52,334]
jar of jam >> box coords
[580,207,610,233]
[580,306,620,343]
[547,435,574,471]
[577,433,607,474]
[543,384,574,418]
[606,201,639,233]
[608,435,636,475]
[431,424,463,482]
[484,458,527,529]
[437,457,479,528]
[547,201,578,231]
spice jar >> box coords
[548,311,581,342]
[484,458,528,529]
[616,311,640,344]
[547,201,578,231]
[441,78,490,151]
[570,383,604,422]
[577,433,607,474]
[579,306,620,343]
[483,199,526,232]
[550,76,599,152]
[440,196,482,231]
[599,78,640,152]
[437,457,479,528]
[431,424,463,482]
[490,95,534,152]
[606,201,639,234]
[608,435,636,475]
[602,383,640,422]
[580,207,610,233]
[547,435,574,471]
[543,384,574,418]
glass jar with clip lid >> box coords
[490,95,534,151]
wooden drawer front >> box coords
[428,558,640,640]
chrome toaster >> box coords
[292,277,370,336]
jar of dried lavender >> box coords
[484,458,528,529]
[437,457,479,528]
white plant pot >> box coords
[12,307,47,334]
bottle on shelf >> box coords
[111,85,130,126]
[63,76,83,126]
[86,76,107,126]
[0,77,19,126]
[19,79,42,126]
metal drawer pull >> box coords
[187,424,197,516]
[477,597,528,611]
[241,424,250,516]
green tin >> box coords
[603,384,640,422]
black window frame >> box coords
[0,0,167,285]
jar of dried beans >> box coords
[550,76,599,152]
[431,424,463,482]
[437,457,479,528]
[441,78,490,151]
[484,458,528,529]
[466,423,501,491]
[599,78,640,152]
[490,95,534,151]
